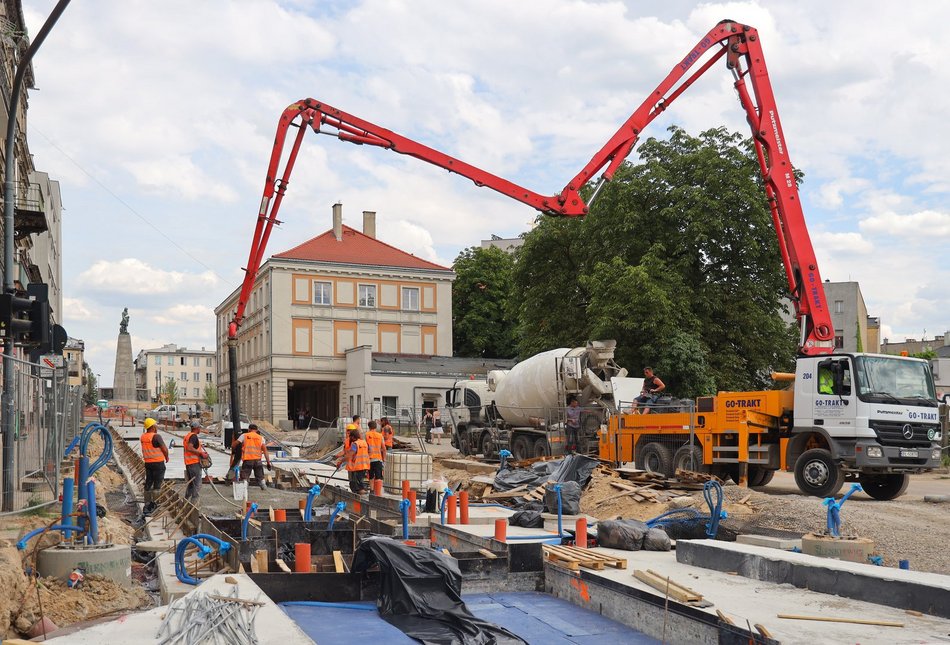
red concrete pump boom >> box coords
[226,20,835,426]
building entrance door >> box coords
[288,380,339,428]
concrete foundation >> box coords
[735,534,802,550]
[677,539,950,618]
[37,543,132,587]
[801,532,873,563]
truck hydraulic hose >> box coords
[824,483,862,537]
[439,487,452,525]
[174,534,233,585]
[328,502,346,530]
[86,480,99,545]
[400,498,411,540]
[303,485,321,522]
[241,503,258,541]
[16,524,84,550]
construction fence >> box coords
[1,355,83,513]
[615,398,699,474]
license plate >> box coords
[899,449,918,458]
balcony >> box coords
[13,183,48,240]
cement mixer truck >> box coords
[445,341,633,460]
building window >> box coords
[167,356,174,365]
[358,284,377,308]
[194,372,200,381]
[180,357,187,366]
[834,329,844,349]
[206,358,212,367]
[382,396,397,417]
[193,357,200,366]
[834,300,844,314]
[193,388,200,397]
[402,287,420,311]
[314,281,332,305]
[206,373,212,382]
[180,372,188,381]
[154,356,161,365]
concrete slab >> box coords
[735,534,802,550]
[441,521,563,543]
[43,573,315,644]
[439,458,499,474]
[562,544,950,644]
[677,539,950,618]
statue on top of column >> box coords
[119,308,130,334]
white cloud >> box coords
[153,304,215,327]
[62,297,96,322]
[812,231,873,255]
[860,209,950,238]
[78,259,218,295]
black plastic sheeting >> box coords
[493,454,599,493]
[351,536,526,645]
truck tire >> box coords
[511,435,532,461]
[638,442,673,477]
[533,438,550,458]
[748,466,775,488]
[672,444,706,473]
[479,433,495,460]
[859,473,910,500]
[794,449,844,497]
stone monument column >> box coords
[113,308,136,402]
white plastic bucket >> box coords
[290,446,300,458]
[232,480,248,501]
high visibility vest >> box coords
[183,431,202,465]
[818,368,834,395]
[347,439,370,472]
[366,430,384,461]
[243,432,264,461]
[141,432,164,463]
[382,424,394,448]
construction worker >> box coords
[141,418,169,514]
[343,421,358,453]
[235,424,272,490]
[337,427,370,494]
[565,398,581,453]
[818,365,835,395]
[380,417,395,449]
[183,419,210,504]
[634,367,665,414]
[365,420,387,487]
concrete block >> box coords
[801,533,873,563]
[37,544,132,587]
[736,534,802,551]
[439,458,498,475]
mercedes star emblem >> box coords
[902,424,914,440]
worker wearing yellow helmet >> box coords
[141,417,169,515]
[344,421,358,452]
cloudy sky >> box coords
[22,0,950,386]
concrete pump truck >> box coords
[225,20,940,500]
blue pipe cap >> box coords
[309,484,321,496]
[197,544,212,559]
[218,542,232,553]
[499,450,512,458]
[443,487,452,496]
[334,502,346,512]
[400,499,411,511]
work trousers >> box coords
[184,463,203,502]
[369,460,384,480]
[144,462,166,492]
[566,425,579,452]
[348,469,369,494]
[241,459,266,488]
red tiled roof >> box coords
[273,225,451,271]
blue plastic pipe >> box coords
[86,481,99,545]
[439,487,452,525]
[80,423,113,477]
[242,503,258,541]
[553,483,563,537]
[174,534,233,585]
[282,601,376,611]
[400,499,410,540]
[824,483,862,537]
[77,456,89,532]
[303,484,321,522]
[16,525,83,550]
[328,502,346,530]
[498,449,512,471]
[61,477,74,530]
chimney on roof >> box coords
[332,203,343,241]
[362,210,376,239]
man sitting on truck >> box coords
[633,367,665,414]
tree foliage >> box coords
[512,126,797,396]
[203,382,218,406]
[452,246,518,358]
[162,377,179,404]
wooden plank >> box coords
[634,569,702,603]
[776,614,904,628]
[754,623,773,639]
[716,610,735,626]
[254,549,269,574]
[268,507,275,522]
[333,550,345,573]
[275,559,292,573]
[477,548,498,559]
[482,484,529,499]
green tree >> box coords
[512,125,797,396]
[83,364,97,405]
[203,382,218,407]
[452,246,518,358]
[162,377,179,404]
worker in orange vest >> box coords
[141,418,169,514]
[380,417,394,449]
[183,419,210,504]
[234,424,272,490]
[336,428,370,494]
[365,420,387,487]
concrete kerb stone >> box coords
[676,539,950,618]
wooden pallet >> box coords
[523,485,547,503]
[543,545,627,571]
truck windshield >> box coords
[854,356,937,404]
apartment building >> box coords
[134,343,216,405]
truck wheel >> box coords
[672,444,706,473]
[533,438,550,457]
[794,449,844,497]
[638,442,673,477]
[859,473,910,500]
[748,466,775,488]
[511,435,532,461]
[479,433,495,460]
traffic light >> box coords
[0,283,51,349]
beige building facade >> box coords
[134,344,216,406]
[215,204,455,427]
